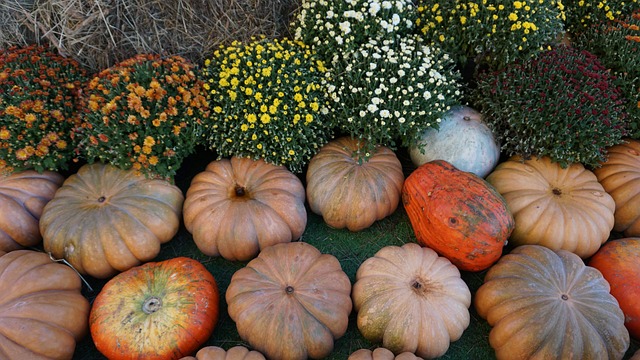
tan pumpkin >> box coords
[594,139,640,236]
[180,346,266,360]
[306,136,404,231]
[226,242,352,360]
[631,349,640,360]
[0,249,90,359]
[40,162,184,279]
[475,245,629,359]
[349,348,424,360]
[0,170,64,252]
[183,157,306,261]
[486,155,615,258]
[352,243,471,359]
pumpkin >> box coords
[475,245,630,360]
[408,105,500,178]
[0,170,64,252]
[593,139,640,237]
[632,349,640,360]
[0,249,90,360]
[588,237,640,340]
[352,243,471,359]
[226,242,352,360]
[183,157,306,261]
[486,155,615,258]
[306,136,404,232]
[348,348,424,360]
[40,162,184,279]
[90,257,219,360]
[402,160,514,271]
[180,346,266,360]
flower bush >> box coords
[471,45,630,168]
[327,35,463,160]
[201,37,334,173]
[563,0,638,34]
[416,0,566,69]
[0,45,87,175]
[74,54,209,180]
[290,0,416,65]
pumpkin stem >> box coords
[234,185,246,197]
[285,285,295,295]
[97,196,106,203]
[142,296,163,314]
[552,188,562,196]
[561,294,569,301]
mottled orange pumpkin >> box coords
[180,346,266,360]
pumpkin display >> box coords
[475,245,630,359]
[593,139,640,237]
[226,241,352,360]
[306,136,405,232]
[352,243,471,359]
[402,160,514,271]
[486,155,615,258]
[180,346,266,360]
[0,249,90,360]
[39,162,184,279]
[183,157,306,261]
[588,237,640,340]
[90,257,219,360]
[348,348,424,360]
[408,105,500,178]
[0,170,64,252]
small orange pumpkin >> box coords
[180,346,266,360]
[349,348,424,360]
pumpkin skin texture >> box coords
[348,348,425,360]
[90,257,219,360]
[486,155,615,258]
[0,250,90,360]
[402,160,514,272]
[225,242,352,360]
[306,136,405,232]
[475,245,630,360]
[352,243,471,359]
[409,105,500,178]
[180,346,266,360]
[183,157,306,261]
[0,170,64,252]
[588,237,640,340]
[40,162,184,279]
[593,139,640,236]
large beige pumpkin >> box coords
[180,346,266,360]
[40,162,184,279]
[475,245,629,360]
[183,157,307,261]
[594,139,640,236]
[306,136,405,231]
[226,242,352,360]
[0,170,64,252]
[486,155,615,258]
[349,348,424,360]
[352,243,471,359]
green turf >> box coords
[72,148,639,360]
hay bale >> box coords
[0,0,299,72]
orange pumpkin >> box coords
[349,348,424,360]
[183,157,306,261]
[594,139,640,236]
[180,346,266,360]
[588,237,640,340]
[402,160,514,271]
[0,250,90,359]
[90,257,219,360]
[0,170,64,252]
[306,137,405,231]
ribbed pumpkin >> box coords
[226,242,352,360]
[475,245,630,360]
[486,155,615,258]
[593,139,640,237]
[180,346,266,360]
[402,160,514,271]
[306,136,404,232]
[183,157,306,261]
[352,243,471,359]
[0,250,90,360]
[588,237,640,340]
[0,170,64,252]
[348,348,424,360]
[40,162,184,279]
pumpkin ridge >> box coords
[0,316,77,357]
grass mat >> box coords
[72,147,639,360]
